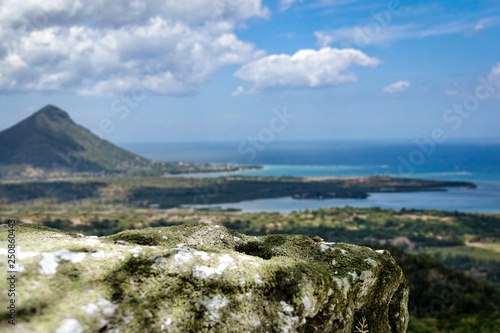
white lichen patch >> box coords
[364,258,378,267]
[193,251,210,261]
[333,277,351,299]
[159,317,172,330]
[83,238,101,245]
[200,295,229,321]
[238,254,260,266]
[280,301,294,313]
[150,256,169,270]
[278,312,300,333]
[97,296,115,311]
[82,303,100,319]
[229,312,261,328]
[302,295,312,313]
[127,246,143,253]
[82,298,118,327]
[150,247,253,282]
[192,265,222,279]
[39,249,86,275]
[332,248,347,255]
[55,319,83,333]
[172,252,195,267]
[217,254,235,271]
[320,244,331,252]
[358,270,377,298]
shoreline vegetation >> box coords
[0,162,263,181]
[0,175,476,208]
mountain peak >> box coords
[0,105,149,174]
[33,104,71,121]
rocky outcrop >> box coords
[0,223,409,332]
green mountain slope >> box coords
[0,105,149,172]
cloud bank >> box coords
[0,0,268,95]
[383,81,410,93]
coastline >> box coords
[190,181,499,214]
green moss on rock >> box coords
[0,223,409,332]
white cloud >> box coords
[0,0,269,31]
[280,0,360,11]
[314,31,335,48]
[0,0,268,95]
[234,47,380,91]
[383,81,410,94]
[490,62,500,81]
[280,0,299,10]
[489,62,500,96]
[316,24,418,47]
[232,86,245,96]
[473,22,485,32]
[315,16,500,47]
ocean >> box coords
[122,141,500,213]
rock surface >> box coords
[0,223,409,332]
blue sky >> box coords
[0,0,499,143]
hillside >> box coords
[0,105,149,173]
[375,246,500,332]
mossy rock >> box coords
[0,222,408,332]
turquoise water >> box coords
[168,164,500,183]
[189,182,500,214]
[123,141,500,213]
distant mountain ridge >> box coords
[0,105,149,173]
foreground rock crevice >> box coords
[0,223,409,332]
